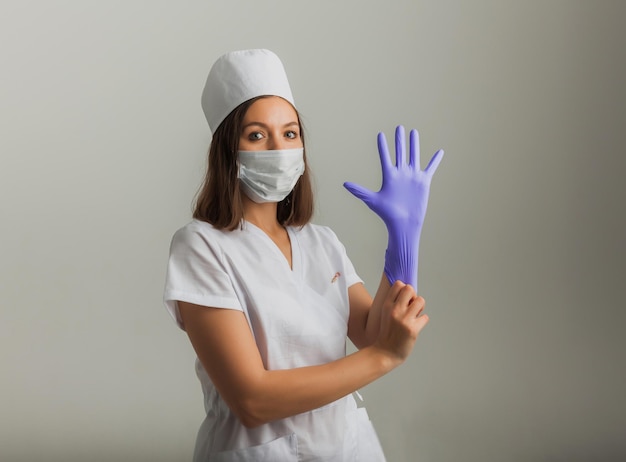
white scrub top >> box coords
[164,219,386,461]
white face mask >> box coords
[237,148,305,203]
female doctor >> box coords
[164,49,443,461]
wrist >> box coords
[386,225,422,249]
[366,344,404,374]
[383,234,421,288]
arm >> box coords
[347,274,390,349]
[179,281,428,428]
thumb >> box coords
[425,149,444,175]
[343,181,374,203]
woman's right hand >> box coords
[373,281,429,365]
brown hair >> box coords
[193,96,314,230]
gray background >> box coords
[1,1,625,461]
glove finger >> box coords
[395,125,406,168]
[377,132,393,172]
[425,149,444,175]
[343,181,374,203]
[409,129,420,169]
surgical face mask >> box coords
[237,148,305,203]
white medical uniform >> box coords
[164,219,386,461]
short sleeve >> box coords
[322,226,364,289]
[342,250,363,288]
[163,224,242,329]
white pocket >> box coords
[212,433,298,462]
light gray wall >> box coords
[1,1,624,461]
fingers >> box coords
[409,129,420,169]
[390,283,426,323]
[387,280,413,303]
[415,312,430,334]
[343,181,374,203]
[406,294,425,318]
[379,283,429,361]
[377,132,393,172]
[395,125,406,168]
[405,294,429,336]
[387,280,407,302]
[425,149,444,175]
[381,126,439,173]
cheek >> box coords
[238,136,254,151]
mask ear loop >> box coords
[231,154,246,230]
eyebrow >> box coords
[242,121,300,130]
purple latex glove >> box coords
[344,126,443,291]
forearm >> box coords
[363,274,391,344]
[245,280,426,426]
[239,344,398,427]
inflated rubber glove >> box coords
[344,125,443,291]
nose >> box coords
[267,132,288,151]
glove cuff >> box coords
[384,227,422,290]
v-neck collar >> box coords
[243,221,301,274]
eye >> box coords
[285,130,298,139]
[247,131,264,141]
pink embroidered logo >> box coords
[331,272,341,283]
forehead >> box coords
[243,96,298,124]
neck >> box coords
[242,195,282,233]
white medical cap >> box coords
[201,49,295,133]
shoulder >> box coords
[170,219,235,256]
[172,219,215,240]
[172,219,239,242]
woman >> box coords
[164,49,442,461]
